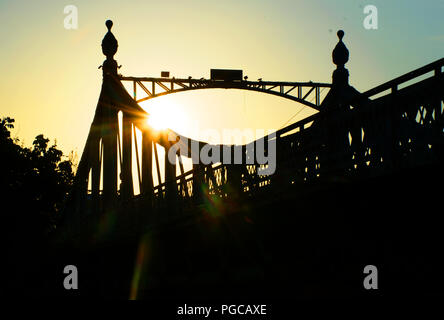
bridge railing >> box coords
[357,57,444,100]
[82,58,444,214]
[275,66,444,184]
[148,62,444,209]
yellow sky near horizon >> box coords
[1,0,444,163]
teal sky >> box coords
[1,0,444,158]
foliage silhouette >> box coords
[1,117,75,234]
[2,117,77,297]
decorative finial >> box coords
[106,20,113,31]
[331,30,350,86]
[332,29,349,68]
[337,30,344,41]
[101,20,118,61]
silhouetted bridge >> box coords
[57,22,444,299]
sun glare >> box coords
[147,107,168,130]
[143,99,188,133]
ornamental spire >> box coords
[331,30,349,86]
[101,20,118,76]
[332,30,349,68]
[101,20,118,60]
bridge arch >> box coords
[119,76,331,111]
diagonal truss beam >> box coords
[119,76,331,110]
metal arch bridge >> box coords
[64,21,444,244]
[119,75,331,110]
[55,21,444,300]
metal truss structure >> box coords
[119,76,331,110]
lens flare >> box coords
[143,98,188,133]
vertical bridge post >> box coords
[101,20,119,207]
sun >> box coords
[142,98,188,133]
[147,106,169,130]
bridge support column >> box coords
[227,145,243,198]
[90,129,101,211]
[121,112,134,200]
[141,129,153,204]
[192,163,205,203]
[100,20,119,210]
[164,145,177,207]
[102,104,118,209]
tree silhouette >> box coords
[1,117,75,235]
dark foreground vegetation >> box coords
[1,117,74,297]
[1,116,441,301]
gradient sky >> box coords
[1,0,444,160]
